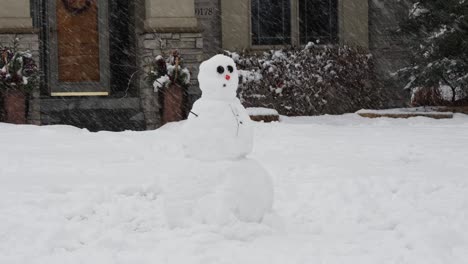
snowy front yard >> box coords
[1,114,468,264]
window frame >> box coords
[299,0,338,45]
[250,0,292,46]
[249,0,339,49]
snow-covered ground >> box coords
[1,114,468,264]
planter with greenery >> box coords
[0,39,39,124]
[147,50,191,124]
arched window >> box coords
[299,0,338,44]
[251,0,291,45]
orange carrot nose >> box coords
[225,75,231,81]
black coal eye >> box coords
[217,66,225,74]
[227,65,234,73]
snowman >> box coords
[165,55,274,226]
[184,54,253,161]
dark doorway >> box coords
[32,0,145,131]
[109,0,137,96]
[35,0,137,96]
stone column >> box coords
[339,0,369,49]
[220,0,250,51]
[139,0,204,129]
[0,0,41,125]
[145,0,199,31]
[0,0,33,30]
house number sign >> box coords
[195,0,221,54]
[195,7,215,17]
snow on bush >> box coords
[226,44,387,116]
[147,51,191,92]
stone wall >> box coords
[369,0,412,107]
[138,31,204,129]
[0,32,41,125]
[195,0,222,56]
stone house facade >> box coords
[0,0,409,131]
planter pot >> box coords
[161,84,187,125]
[2,89,27,124]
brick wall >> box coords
[138,32,204,129]
[0,33,41,125]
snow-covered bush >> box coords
[0,39,39,92]
[147,50,191,92]
[398,0,468,106]
[226,44,387,116]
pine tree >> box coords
[398,0,468,104]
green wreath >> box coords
[62,0,92,15]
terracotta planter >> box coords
[161,84,186,125]
[2,89,27,124]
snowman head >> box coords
[198,55,239,101]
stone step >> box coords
[247,107,280,122]
[357,107,454,119]
[40,97,146,132]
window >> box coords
[251,0,291,45]
[299,0,338,44]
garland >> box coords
[61,0,92,15]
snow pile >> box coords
[2,114,468,263]
[247,107,279,116]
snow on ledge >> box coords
[357,107,454,119]
[246,107,279,116]
[357,107,453,115]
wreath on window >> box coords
[62,0,92,15]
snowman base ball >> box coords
[191,159,274,225]
[222,159,274,223]
[163,159,274,227]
